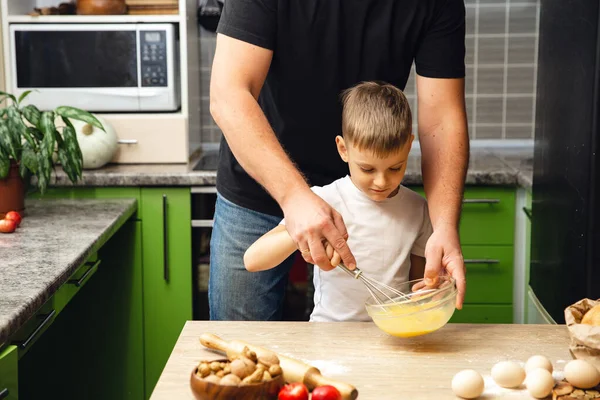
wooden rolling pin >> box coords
[200,333,359,400]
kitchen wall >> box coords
[197,0,540,145]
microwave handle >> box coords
[80,89,161,98]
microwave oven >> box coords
[8,23,180,112]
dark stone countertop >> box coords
[47,148,533,189]
[0,198,137,346]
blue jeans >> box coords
[209,193,296,320]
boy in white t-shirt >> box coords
[244,81,433,322]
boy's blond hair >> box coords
[341,81,412,157]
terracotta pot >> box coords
[0,162,25,215]
[76,0,127,15]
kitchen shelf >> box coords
[7,15,183,24]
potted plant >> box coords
[0,90,104,214]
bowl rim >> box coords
[364,275,457,314]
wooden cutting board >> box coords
[150,322,573,399]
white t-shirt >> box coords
[284,175,433,322]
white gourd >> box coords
[72,116,118,169]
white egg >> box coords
[525,355,553,373]
[491,361,526,388]
[526,368,555,399]
[564,359,600,389]
[451,369,485,399]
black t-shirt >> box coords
[215,0,466,217]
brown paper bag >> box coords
[565,298,600,369]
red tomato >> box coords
[311,385,342,400]
[0,219,17,233]
[278,382,309,400]
[4,211,22,227]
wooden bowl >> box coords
[190,361,284,400]
[76,0,127,15]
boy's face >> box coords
[336,134,414,202]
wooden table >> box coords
[150,322,573,399]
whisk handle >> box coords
[337,263,361,279]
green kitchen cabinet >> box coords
[0,346,18,400]
[408,186,516,323]
[409,186,516,245]
[18,220,145,400]
[141,188,193,395]
[450,305,513,323]
[461,246,514,304]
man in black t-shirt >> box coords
[208,0,469,321]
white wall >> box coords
[0,0,4,92]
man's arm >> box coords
[416,75,469,308]
[210,34,356,270]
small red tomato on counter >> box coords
[0,218,17,233]
[311,385,342,400]
[278,382,309,400]
[4,211,22,227]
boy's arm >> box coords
[409,254,426,281]
[244,225,297,272]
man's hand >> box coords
[423,225,465,309]
[282,188,356,272]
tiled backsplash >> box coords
[197,0,540,144]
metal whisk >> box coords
[337,263,413,306]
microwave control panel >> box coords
[140,31,168,87]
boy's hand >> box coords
[282,188,356,271]
[423,225,465,309]
[325,243,342,269]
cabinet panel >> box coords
[0,346,18,400]
[18,220,145,400]
[141,188,192,395]
[407,187,516,245]
[462,245,514,304]
[450,304,513,323]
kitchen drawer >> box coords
[53,256,101,314]
[450,304,513,323]
[104,113,188,164]
[407,187,516,245]
[460,188,516,245]
[0,345,18,400]
[10,299,56,358]
[462,245,513,304]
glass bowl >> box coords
[365,276,457,338]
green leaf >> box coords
[0,108,6,118]
[22,105,41,128]
[61,125,83,177]
[0,119,17,160]
[40,111,56,154]
[57,146,78,183]
[7,106,25,159]
[0,91,17,104]
[37,146,52,194]
[17,90,33,105]
[55,106,104,131]
[21,143,38,175]
[0,147,9,179]
[27,127,44,142]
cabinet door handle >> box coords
[523,207,532,220]
[68,260,101,287]
[464,259,500,264]
[163,194,169,282]
[118,139,138,144]
[17,310,56,350]
[463,199,500,204]
[0,388,9,399]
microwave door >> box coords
[10,24,141,112]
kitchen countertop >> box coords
[47,148,534,189]
[0,198,137,346]
[151,321,573,400]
